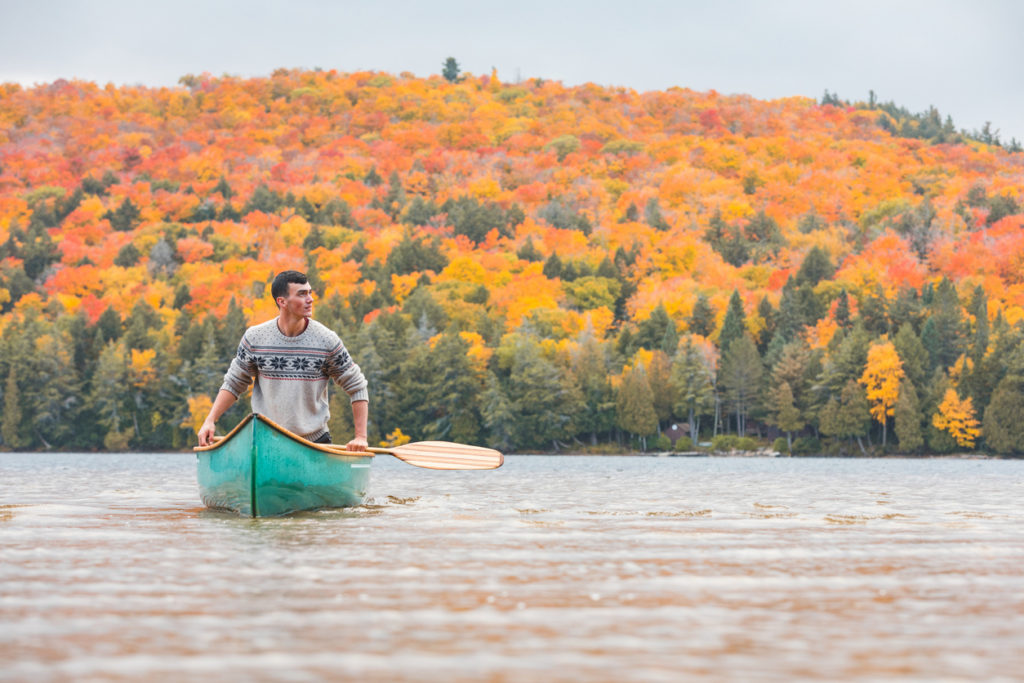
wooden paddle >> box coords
[204,415,503,470]
[322,440,504,470]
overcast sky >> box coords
[2,0,1022,143]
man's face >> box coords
[279,282,314,319]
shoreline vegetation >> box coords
[2,70,1024,457]
[1,443,1015,459]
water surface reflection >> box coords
[2,454,1023,681]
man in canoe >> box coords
[196,270,369,451]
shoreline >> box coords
[0,449,1017,460]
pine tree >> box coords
[755,296,776,352]
[718,290,747,354]
[442,57,461,83]
[482,373,515,453]
[720,334,762,435]
[766,381,802,452]
[2,368,28,449]
[795,245,835,287]
[834,289,852,329]
[893,381,924,453]
[572,332,616,444]
[218,297,248,358]
[636,304,673,352]
[646,350,675,431]
[616,363,658,450]
[644,197,670,231]
[923,369,957,453]
[671,337,715,447]
[832,379,872,454]
[817,323,871,398]
[687,294,716,338]
[922,278,965,371]
[505,337,580,450]
[982,376,1024,454]
[769,340,814,426]
[893,323,928,390]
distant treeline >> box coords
[821,89,1023,152]
[4,266,1024,456]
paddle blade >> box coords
[369,441,503,470]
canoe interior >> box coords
[195,414,372,517]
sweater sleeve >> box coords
[324,341,369,403]
[219,334,258,397]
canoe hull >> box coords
[195,414,372,517]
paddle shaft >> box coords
[205,430,502,470]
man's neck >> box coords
[277,314,309,337]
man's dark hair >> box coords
[271,270,308,301]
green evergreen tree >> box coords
[572,332,616,444]
[922,369,958,453]
[893,380,924,452]
[442,57,461,83]
[921,278,965,371]
[670,337,715,447]
[397,330,482,443]
[482,373,515,452]
[636,304,674,352]
[794,245,835,287]
[705,210,748,266]
[892,322,928,390]
[766,381,802,452]
[30,324,84,448]
[718,290,747,353]
[517,237,543,262]
[2,368,28,449]
[982,375,1024,454]
[816,323,871,411]
[90,341,131,448]
[769,340,814,427]
[402,196,440,226]
[107,198,142,232]
[616,363,658,450]
[857,286,890,335]
[820,379,871,454]
[542,253,563,279]
[755,296,776,352]
[644,197,670,231]
[720,333,762,435]
[501,337,581,450]
[834,289,852,329]
[687,293,716,338]
[123,299,160,351]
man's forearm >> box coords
[206,389,238,424]
[351,400,368,440]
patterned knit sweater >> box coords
[219,318,368,441]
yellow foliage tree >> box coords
[184,395,213,436]
[380,428,411,448]
[932,388,981,448]
[859,339,904,447]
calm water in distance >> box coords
[2,453,1024,682]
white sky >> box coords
[2,0,1022,143]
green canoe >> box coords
[194,413,372,517]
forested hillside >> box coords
[2,68,1023,454]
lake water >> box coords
[2,454,1023,682]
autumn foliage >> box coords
[1,69,1023,453]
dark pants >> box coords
[313,432,332,444]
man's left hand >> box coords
[345,436,369,452]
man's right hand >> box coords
[197,420,217,447]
